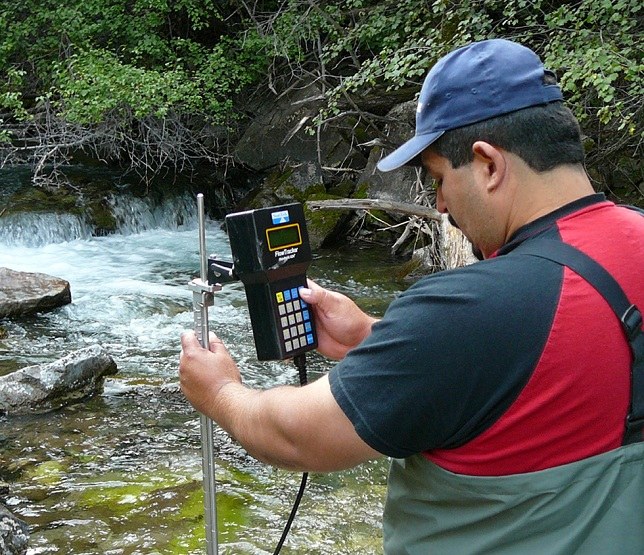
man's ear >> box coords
[472,141,506,192]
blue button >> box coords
[306,334,314,344]
[291,288,299,299]
[305,322,312,332]
[300,299,307,308]
[283,289,291,301]
[302,310,309,320]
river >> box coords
[0,181,406,554]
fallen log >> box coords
[306,198,441,222]
[306,197,476,271]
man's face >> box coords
[421,149,497,259]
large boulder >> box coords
[234,81,368,173]
[0,345,117,415]
[0,268,71,318]
[0,501,29,555]
[357,100,423,204]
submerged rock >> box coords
[0,268,71,318]
[0,345,117,415]
[117,382,258,467]
[0,503,29,555]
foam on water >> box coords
[0,196,248,377]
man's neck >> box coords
[506,164,595,240]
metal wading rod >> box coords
[188,193,220,554]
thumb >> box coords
[181,330,221,353]
[299,279,325,306]
[181,330,201,351]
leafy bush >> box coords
[0,0,641,198]
[2,1,268,123]
[0,0,269,179]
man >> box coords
[180,39,643,553]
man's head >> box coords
[377,39,567,172]
[377,39,589,259]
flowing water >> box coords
[0,176,406,554]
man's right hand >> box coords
[299,279,378,360]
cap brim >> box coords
[376,130,444,172]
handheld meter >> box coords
[208,203,317,361]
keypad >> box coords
[275,286,315,353]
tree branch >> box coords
[306,198,442,222]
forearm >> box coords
[179,331,381,471]
[353,314,380,347]
[336,315,379,360]
[209,382,305,470]
[206,377,381,472]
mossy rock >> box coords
[304,193,352,250]
[88,200,118,235]
[239,166,327,211]
[237,185,283,211]
[352,182,369,199]
[264,166,295,192]
[328,179,356,198]
[279,181,326,203]
[2,179,122,235]
[25,459,67,486]
[4,186,82,216]
[268,163,325,203]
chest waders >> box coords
[383,240,644,555]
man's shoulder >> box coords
[409,252,551,294]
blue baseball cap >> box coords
[377,39,563,172]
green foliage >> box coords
[265,0,641,132]
[0,67,29,118]
[195,33,269,119]
[260,0,641,193]
[52,49,197,123]
[0,0,267,126]
[0,0,640,192]
[542,0,643,131]
[0,68,28,144]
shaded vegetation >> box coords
[0,1,641,201]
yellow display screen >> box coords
[266,223,302,251]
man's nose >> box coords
[435,187,448,214]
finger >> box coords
[180,330,200,350]
[299,286,315,302]
[208,332,226,351]
[305,278,326,294]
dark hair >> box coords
[430,101,585,172]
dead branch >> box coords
[1,98,231,187]
[306,198,442,222]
